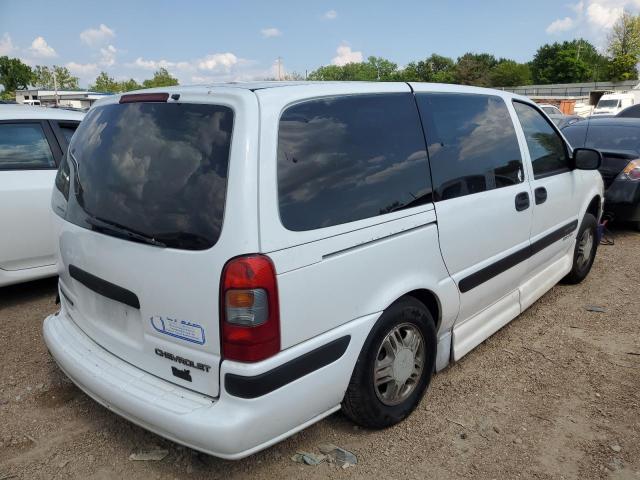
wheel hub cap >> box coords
[373,323,425,406]
[577,229,594,270]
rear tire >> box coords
[342,297,436,429]
[562,213,598,284]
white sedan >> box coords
[0,105,84,287]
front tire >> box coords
[342,297,436,429]
[562,213,598,284]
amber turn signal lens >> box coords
[226,290,255,308]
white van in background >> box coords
[44,82,604,459]
[592,92,638,116]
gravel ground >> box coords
[1,228,639,480]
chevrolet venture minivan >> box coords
[44,82,604,459]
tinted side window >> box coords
[416,93,524,201]
[0,123,55,170]
[513,101,569,178]
[54,153,70,200]
[57,122,79,144]
[277,93,432,231]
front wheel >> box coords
[342,297,436,429]
[562,213,598,284]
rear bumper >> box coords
[605,180,640,222]
[43,308,378,459]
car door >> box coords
[413,89,534,360]
[512,101,582,308]
[0,120,62,271]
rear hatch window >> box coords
[63,102,233,250]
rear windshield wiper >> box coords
[152,231,211,250]
[85,215,167,248]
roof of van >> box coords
[104,81,530,102]
[0,104,85,121]
[143,80,524,93]
[88,82,534,112]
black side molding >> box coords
[458,219,579,293]
[530,219,578,256]
[69,265,140,309]
[225,335,351,399]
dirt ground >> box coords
[1,228,639,480]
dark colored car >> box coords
[617,104,640,118]
[562,118,640,229]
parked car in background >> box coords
[592,92,639,116]
[617,103,640,118]
[44,83,603,459]
[0,105,83,287]
[538,103,581,128]
[562,117,640,230]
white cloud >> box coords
[128,52,239,76]
[197,53,239,71]
[323,9,338,20]
[332,45,363,66]
[586,2,624,28]
[100,44,117,66]
[261,27,282,38]
[28,36,57,58]
[0,33,14,55]
[546,16,575,34]
[80,24,115,47]
[545,0,640,38]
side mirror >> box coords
[573,148,602,170]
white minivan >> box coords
[43,82,604,459]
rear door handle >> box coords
[515,192,530,211]
[535,187,548,205]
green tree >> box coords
[90,71,120,93]
[308,56,399,81]
[118,78,141,91]
[454,53,498,86]
[0,56,33,99]
[402,54,456,83]
[531,40,606,84]
[489,60,532,87]
[366,56,399,80]
[142,68,179,88]
[32,65,79,90]
[606,11,640,80]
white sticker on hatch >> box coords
[150,316,206,345]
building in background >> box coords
[14,89,110,109]
[501,80,640,117]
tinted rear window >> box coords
[277,93,432,231]
[64,102,233,250]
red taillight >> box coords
[119,93,169,104]
[220,255,280,362]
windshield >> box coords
[542,106,558,115]
[597,99,620,109]
[61,101,233,250]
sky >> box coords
[1,0,639,88]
